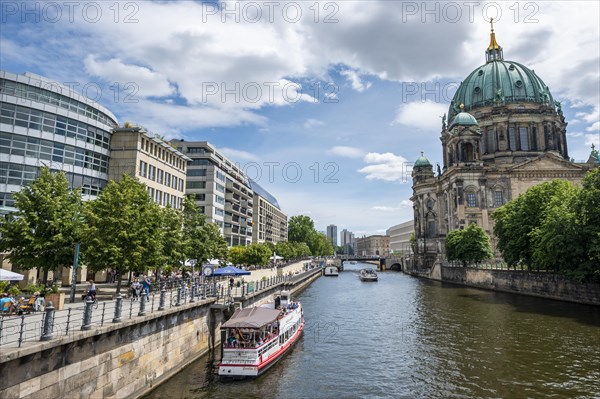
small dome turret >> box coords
[414,152,432,168]
[449,104,478,130]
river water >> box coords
[145,263,600,399]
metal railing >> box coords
[0,266,322,349]
[0,277,219,349]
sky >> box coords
[1,0,599,238]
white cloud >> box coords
[329,146,364,158]
[304,119,324,129]
[393,100,447,132]
[340,69,372,92]
[358,152,411,182]
[585,133,600,147]
[84,56,175,98]
[372,200,412,212]
[219,148,260,162]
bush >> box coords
[8,285,21,296]
[0,281,9,293]
[24,283,45,294]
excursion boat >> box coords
[218,291,304,379]
[323,266,339,276]
[359,268,378,282]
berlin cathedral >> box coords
[411,22,600,268]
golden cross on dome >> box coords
[490,17,494,32]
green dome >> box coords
[414,152,432,168]
[449,60,555,119]
[449,111,478,129]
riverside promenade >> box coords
[0,261,322,399]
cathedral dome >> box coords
[448,21,555,120]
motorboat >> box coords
[218,291,303,378]
[323,266,339,276]
[359,268,378,282]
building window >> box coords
[215,195,225,205]
[186,181,206,189]
[216,170,226,182]
[486,130,496,153]
[165,173,171,187]
[519,127,529,151]
[195,193,206,201]
[188,168,207,176]
[494,191,504,207]
[157,169,163,184]
[215,208,224,216]
[216,183,225,193]
[139,161,147,178]
[148,165,156,181]
[466,192,477,207]
[508,127,517,151]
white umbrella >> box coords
[0,269,24,281]
[208,259,221,265]
[270,255,284,260]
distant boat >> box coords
[359,268,378,282]
[350,261,357,264]
[323,266,339,276]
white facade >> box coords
[387,221,414,255]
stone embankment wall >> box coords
[415,264,600,305]
[0,261,322,399]
[0,299,223,399]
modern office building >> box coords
[174,140,253,246]
[326,224,338,247]
[110,126,190,209]
[0,71,118,215]
[355,235,390,257]
[250,180,288,243]
[340,229,355,254]
[387,220,414,255]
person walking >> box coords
[131,279,140,301]
[142,275,151,300]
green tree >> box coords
[288,215,316,244]
[291,242,311,257]
[0,167,82,282]
[574,168,600,281]
[313,233,334,256]
[159,206,185,273]
[204,222,229,262]
[228,246,247,265]
[275,241,296,259]
[243,243,272,266]
[81,175,162,293]
[445,224,493,266]
[182,196,209,263]
[492,180,573,269]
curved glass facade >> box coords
[0,71,118,215]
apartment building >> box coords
[250,180,287,243]
[387,220,414,255]
[110,126,189,209]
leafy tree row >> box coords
[0,168,228,293]
[492,168,600,282]
[227,241,311,267]
[287,215,334,256]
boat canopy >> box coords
[222,307,282,329]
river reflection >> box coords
[145,263,600,399]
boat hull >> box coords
[218,321,304,379]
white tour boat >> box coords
[323,266,339,276]
[218,291,304,379]
[359,268,378,282]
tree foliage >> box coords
[0,167,82,277]
[81,175,162,293]
[287,215,334,256]
[159,206,185,271]
[492,180,573,268]
[493,170,600,282]
[227,243,272,266]
[445,223,493,266]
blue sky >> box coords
[1,1,599,237]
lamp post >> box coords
[69,242,80,303]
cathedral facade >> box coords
[410,24,599,268]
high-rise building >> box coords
[326,224,338,247]
[0,71,118,215]
[250,180,288,243]
[340,229,355,254]
[110,126,190,209]
[174,141,253,246]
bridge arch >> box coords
[389,263,402,272]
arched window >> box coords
[466,191,478,207]
[519,127,529,151]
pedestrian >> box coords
[142,275,151,299]
[131,279,140,301]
